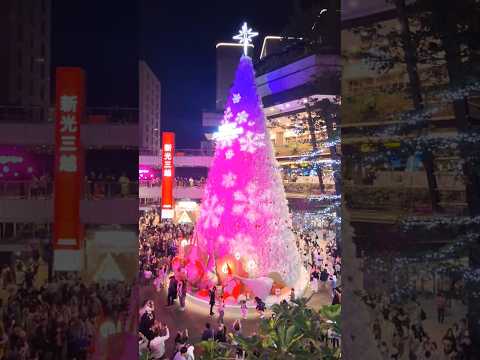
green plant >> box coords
[232,298,341,360]
[197,340,234,360]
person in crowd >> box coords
[149,322,170,360]
[320,267,329,288]
[178,279,187,311]
[332,288,341,305]
[139,302,156,340]
[217,297,225,324]
[214,323,227,343]
[118,172,131,197]
[173,345,194,360]
[232,320,242,338]
[330,273,337,298]
[167,275,178,307]
[290,288,296,303]
[311,267,319,293]
[175,329,189,352]
[201,323,214,341]
[208,286,216,316]
[255,297,266,319]
[240,300,248,320]
[436,292,446,324]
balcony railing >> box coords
[0,180,138,200]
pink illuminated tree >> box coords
[194,55,303,287]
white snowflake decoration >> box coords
[225,149,235,160]
[232,93,242,104]
[213,122,244,149]
[230,233,257,264]
[235,110,249,124]
[239,131,265,153]
[223,107,233,123]
[222,172,237,188]
[232,182,272,223]
[247,121,255,127]
[200,194,224,229]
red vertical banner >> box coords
[161,132,175,219]
[54,68,85,251]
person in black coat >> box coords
[167,275,178,306]
[139,309,155,340]
[208,286,216,316]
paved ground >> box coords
[140,280,333,358]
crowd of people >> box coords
[140,177,206,188]
[294,227,342,305]
[138,209,194,282]
[0,254,132,360]
[174,177,206,188]
[362,291,472,360]
[85,171,133,199]
[137,210,342,358]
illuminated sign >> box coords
[53,68,84,264]
[161,132,175,219]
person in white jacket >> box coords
[149,323,170,360]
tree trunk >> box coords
[306,104,325,193]
[394,0,440,213]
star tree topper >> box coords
[233,22,259,56]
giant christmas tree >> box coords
[194,54,303,288]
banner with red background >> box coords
[161,132,175,219]
[54,68,85,250]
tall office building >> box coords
[139,60,161,155]
[0,0,51,122]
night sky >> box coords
[52,1,294,147]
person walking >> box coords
[436,292,446,324]
[208,286,216,316]
[330,274,337,298]
[167,275,178,307]
[178,280,187,311]
[217,297,225,324]
[311,267,319,293]
[240,300,248,320]
[320,267,329,288]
